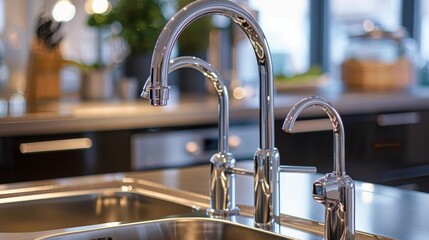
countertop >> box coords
[0,160,427,239]
[2,88,429,137]
[139,161,429,240]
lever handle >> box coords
[279,165,317,174]
[228,167,254,176]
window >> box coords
[249,1,310,75]
[421,0,429,62]
[330,0,402,66]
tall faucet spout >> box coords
[145,0,277,227]
[171,57,230,154]
[283,96,345,177]
[283,96,355,240]
[146,0,274,150]
[144,56,239,216]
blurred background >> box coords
[2,0,429,193]
[1,0,429,101]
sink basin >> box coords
[0,191,195,232]
[39,217,295,240]
[0,174,205,236]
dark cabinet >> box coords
[0,122,257,184]
[276,110,429,193]
[2,108,429,192]
[0,130,130,183]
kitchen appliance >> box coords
[131,123,258,170]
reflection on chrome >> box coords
[283,96,355,240]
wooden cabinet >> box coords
[275,110,429,192]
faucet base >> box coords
[254,148,280,227]
[210,153,239,216]
[206,207,240,217]
[254,219,274,230]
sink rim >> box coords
[0,189,200,233]
[37,215,298,240]
[0,173,209,209]
[0,173,209,239]
[0,172,393,240]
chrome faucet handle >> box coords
[279,165,316,174]
[228,166,254,176]
[283,96,355,240]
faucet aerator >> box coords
[141,77,152,100]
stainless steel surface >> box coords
[283,96,355,240]
[145,0,278,227]
[0,174,207,239]
[0,191,193,232]
[0,163,418,239]
[39,216,299,240]
[137,162,413,239]
[131,124,258,169]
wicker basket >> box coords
[341,57,413,91]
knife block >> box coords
[26,39,63,105]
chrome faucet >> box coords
[143,56,252,216]
[143,0,278,227]
[283,96,355,240]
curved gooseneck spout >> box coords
[283,96,355,240]
[144,0,278,227]
[170,56,229,154]
[143,56,241,216]
[145,0,274,150]
[143,56,229,154]
[283,96,345,176]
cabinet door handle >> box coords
[286,118,332,133]
[19,138,93,154]
[376,112,421,126]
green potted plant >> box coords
[87,0,167,97]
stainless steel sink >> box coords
[0,173,206,238]
[0,191,195,232]
[39,217,296,240]
[0,172,392,240]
